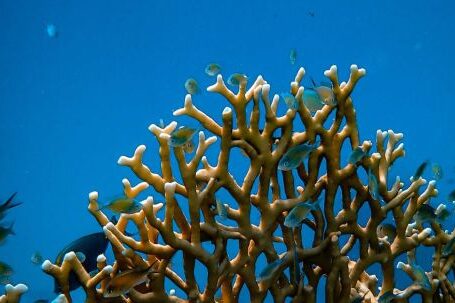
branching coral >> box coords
[5,65,454,302]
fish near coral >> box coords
[303,87,325,114]
[311,78,336,106]
[257,258,284,282]
[216,199,228,220]
[442,236,455,257]
[378,290,399,303]
[169,125,201,147]
[0,192,21,220]
[278,140,320,171]
[289,49,297,65]
[348,147,368,164]
[413,160,429,180]
[284,200,320,228]
[53,232,108,292]
[103,262,158,298]
[227,73,247,86]
[413,203,446,225]
[98,196,142,214]
[184,78,199,95]
[410,263,432,291]
[377,223,397,242]
[0,222,15,244]
[368,170,380,201]
[281,92,299,111]
[182,138,195,153]
[205,63,221,76]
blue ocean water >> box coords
[0,0,454,302]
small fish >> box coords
[413,160,428,180]
[442,237,455,257]
[0,192,21,219]
[413,203,445,225]
[31,251,44,265]
[0,261,13,277]
[169,125,201,147]
[103,261,158,298]
[0,222,15,244]
[257,258,284,282]
[348,147,367,164]
[368,170,380,201]
[46,24,57,38]
[182,138,195,153]
[278,140,320,171]
[184,78,199,95]
[227,73,247,86]
[281,92,299,110]
[98,196,142,214]
[449,189,455,201]
[0,274,11,285]
[284,200,320,228]
[308,11,315,17]
[205,63,221,76]
[311,78,336,106]
[409,262,432,291]
[378,291,398,303]
[289,49,297,65]
[432,163,443,180]
[377,223,397,242]
[216,200,228,220]
[54,232,109,292]
[303,88,325,114]
[159,119,165,128]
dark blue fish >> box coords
[413,160,428,180]
[413,203,446,225]
[257,258,284,282]
[0,192,21,220]
[54,232,109,293]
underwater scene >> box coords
[1,1,455,302]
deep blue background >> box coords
[1,0,454,302]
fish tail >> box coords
[0,192,19,212]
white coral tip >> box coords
[41,260,52,270]
[262,84,270,94]
[429,180,436,186]
[396,261,406,269]
[169,288,176,295]
[52,294,69,303]
[223,107,232,114]
[359,68,366,75]
[350,64,359,71]
[6,283,28,293]
[159,133,171,141]
[165,182,177,192]
[103,265,114,274]
[141,196,154,206]
[104,222,115,230]
[423,228,432,236]
[64,251,76,261]
[89,191,98,200]
[97,254,106,262]
[122,178,130,186]
[148,123,159,132]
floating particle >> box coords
[31,251,44,265]
[46,24,58,38]
[184,78,199,95]
[289,49,297,65]
[205,63,221,76]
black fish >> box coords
[54,232,109,293]
[413,160,429,180]
[0,192,21,220]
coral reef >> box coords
[4,65,455,302]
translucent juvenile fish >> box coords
[46,24,58,38]
[377,223,397,241]
[431,163,443,180]
[159,119,165,128]
[227,73,247,86]
[413,160,428,180]
[0,192,21,220]
[31,251,44,265]
[169,125,201,147]
[378,291,398,303]
[216,200,228,220]
[104,261,158,298]
[182,138,195,153]
[256,258,284,282]
[281,92,299,110]
[368,170,380,201]
[311,79,336,106]
[289,49,297,65]
[184,78,199,95]
[409,262,432,291]
[205,63,221,76]
[54,232,108,292]
[442,237,455,257]
[303,88,325,114]
[98,196,142,214]
[278,140,320,171]
[0,222,15,244]
[348,147,367,164]
[284,200,320,228]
